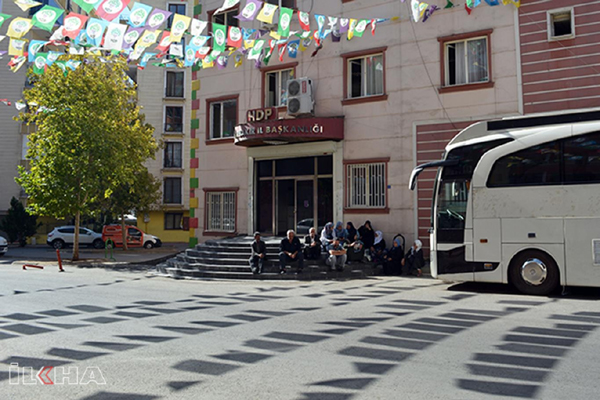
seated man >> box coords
[304,227,321,260]
[249,231,266,274]
[326,238,347,272]
[279,230,304,274]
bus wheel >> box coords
[509,250,559,296]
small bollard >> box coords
[105,239,116,261]
[23,264,44,270]
[56,249,64,272]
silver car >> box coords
[46,226,104,249]
[0,236,7,256]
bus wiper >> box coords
[409,159,460,190]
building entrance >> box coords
[256,156,333,236]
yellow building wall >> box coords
[137,211,190,243]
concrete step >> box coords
[165,266,372,281]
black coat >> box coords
[279,236,302,254]
[358,226,375,248]
[405,248,424,271]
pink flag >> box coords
[96,0,130,22]
[63,13,88,39]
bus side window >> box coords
[563,132,600,184]
[487,141,561,187]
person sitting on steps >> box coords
[279,230,304,274]
[402,239,424,277]
[320,222,334,250]
[326,237,347,272]
[304,227,321,260]
[383,237,403,276]
[249,231,267,275]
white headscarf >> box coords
[414,239,423,252]
[374,231,383,245]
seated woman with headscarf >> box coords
[402,239,424,277]
[358,220,375,260]
[371,231,387,265]
[345,222,364,262]
[320,222,334,250]
[383,237,403,275]
[333,221,348,244]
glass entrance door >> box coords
[277,179,295,235]
[296,180,314,233]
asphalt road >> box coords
[1,266,600,399]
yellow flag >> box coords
[244,39,255,49]
[202,58,214,69]
[7,18,32,39]
[269,31,281,40]
[170,14,191,43]
[14,0,42,12]
[502,0,520,6]
[256,3,277,24]
[347,19,357,40]
[9,38,27,56]
[136,30,161,50]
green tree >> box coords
[0,197,40,247]
[16,54,158,260]
[103,169,162,250]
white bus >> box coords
[409,110,600,295]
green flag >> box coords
[353,19,369,38]
[32,5,63,32]
[72,0,98,14]
[212,22,227,52]
[32,52,47,75]
[277,7,293,38]
[0,13,12,30]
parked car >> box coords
[0,236,7,256]
[46,226,104,249]
[102,225,162,249]
[296,219,324,235]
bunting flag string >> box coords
[0,0,522,80]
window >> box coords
[439,29,492,92]
[164,178,182,204]
[206,191,236,232]
[341,47,387,105]
[488,141,561,187]
[548,9,574,40]
[207,96,237,140]
[264,67,293,107]
[164,142,182,168]
[165,106,183,132]
[345,161,387,209]
[165,212,183,230]
[167,4,186,29]
[563,132,600,184]
[165,71,184,98]
[266,0,295,8]
[211,7,239,27]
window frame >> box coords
[163,141,183,169]
[205,94,239,144]
[343,158,390,214]
[341,47,388,106]
[165,70,185,99]
[203,187,239,235]
[164,105,184,133]
[166,2,187,30]
[438,29,494,94]
[261,62,298,109]
[265,0,296,9]
[547,7,575,41]
[164,212,184,230]
[163,177,182,205]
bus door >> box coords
[564,218,600,287]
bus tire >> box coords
[509,250,559,296]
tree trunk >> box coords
[72,210,80,261]
[121,214,128,251]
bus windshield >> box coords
[434,138,512,242]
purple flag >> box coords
[217,54,228,69]
[236,0,262,22]
[146,9,172,31]
[339,18,349,34]
[122,26,144,51]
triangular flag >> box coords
[155,31,171,52]
[0,14,12,30]
[86,18,108,46]
[298,11,310,31]
[72,0,100,14]
[13,0,41,12]
[96,0,131,22]
[465,4,472,14]
[314,14,326,39]
[6,18,32,39]
[444,0,454,8]
[146,9,171,31]
[32,52,47,75]
[170,14,191,43]
[277,42,286,61]
[234,53,243,68]
[353,19,368,38]
[288,39,299,58]
[212,22,227,52]
[236,0,262,22]
[104,22,127,51]
[122,26,143,50]
[28,39,46,62]
[277,7,293,37]
[256,3,277,24]
[347,19,356,40]
[63,13,88,39]
[136,29,160,49]
[485,0,500,5]
[227,26,243,48]
[215,0,240,14]
[128,2,152,28]
[31,6,64,32]
[190,18,208,36]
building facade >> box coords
[191,0,522,250]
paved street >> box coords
[2,266,600,399]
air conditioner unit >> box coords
[287,77,313,116]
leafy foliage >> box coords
[16,54,158,259]
[0,197,40,247]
